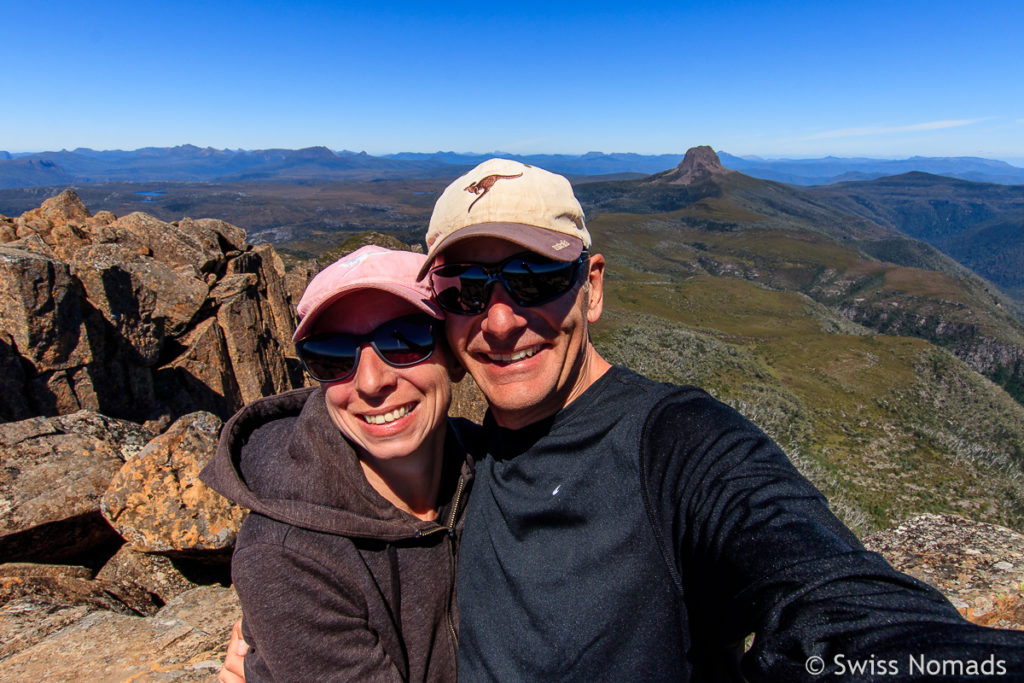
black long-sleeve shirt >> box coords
[457,365,1024,681]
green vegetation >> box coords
[585,169,1024,536]
[808,174,1024,304]
[594,279,1024,536]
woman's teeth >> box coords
[363,405,411,424]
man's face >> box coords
[438,236,606,429]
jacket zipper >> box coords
[445,475,467,652]
[412,474,467,666]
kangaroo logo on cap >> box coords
[464,172,523,212]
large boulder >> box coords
[0,411,154,564]
[101,412,244,557]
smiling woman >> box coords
[200,245,480,682]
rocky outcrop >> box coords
[0,190,307,428]
[0,411,155,564]
[653,145,734,186]
[1,407,242,676]
[0,584,240,681]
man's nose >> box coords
[480,284,528,337]
[354,345,398,394]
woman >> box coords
[201,245,478,682]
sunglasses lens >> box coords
[296,315,438,382]
[430,254,584,315]
[297,336,358,382]
[502,258,578,305]
[373,318,437,366]
[432,265,491,315]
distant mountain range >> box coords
[718,152,1024,186]
[2,145,1023,189]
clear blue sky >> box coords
[3,0,1023,162]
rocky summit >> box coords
[0,189,311,430]
[651,144,734,185]
[1,190,1022,678]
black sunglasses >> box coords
[295,314,439,383]
[428,251,589,316]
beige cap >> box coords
[418,158,591,279]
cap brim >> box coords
[417,223,584,280]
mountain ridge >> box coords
[573,151,1024,406]
[3,146,1023,189]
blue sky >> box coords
[3,1,1023,162]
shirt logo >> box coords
[464,172,523,212]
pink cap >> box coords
[293,245,442,341]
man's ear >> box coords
[584,253,605,324]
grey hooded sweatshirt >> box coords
[201,386,477,683]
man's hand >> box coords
[218,618,249,683]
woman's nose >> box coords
[353,345,398,395]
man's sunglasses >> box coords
[428,251,589,316]
[295,314,439,383]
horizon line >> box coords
[3,145,1024,166]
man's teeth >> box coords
[490,346,539,363]
[363,405,411,425]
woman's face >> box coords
[311,291,453,464]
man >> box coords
[419,159,1024,681]
[223,159,1024,681]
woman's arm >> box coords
[232,541,405,683]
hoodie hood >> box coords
[201,386,474,542]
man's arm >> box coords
[640,389,1024,681]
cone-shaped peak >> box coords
[653,145,733,185]
[679,146,725,174]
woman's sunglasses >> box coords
[428,251,589,316]
[295,314,439,383]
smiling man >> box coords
[418,159,1024,681]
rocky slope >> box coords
[0,189,314,429]
[1,409,243,680]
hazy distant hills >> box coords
[807,173,1024,301]
[718,152,1024,186]
[0,146,680,188]
[3,145,1024,189]
[0,145,455,187]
